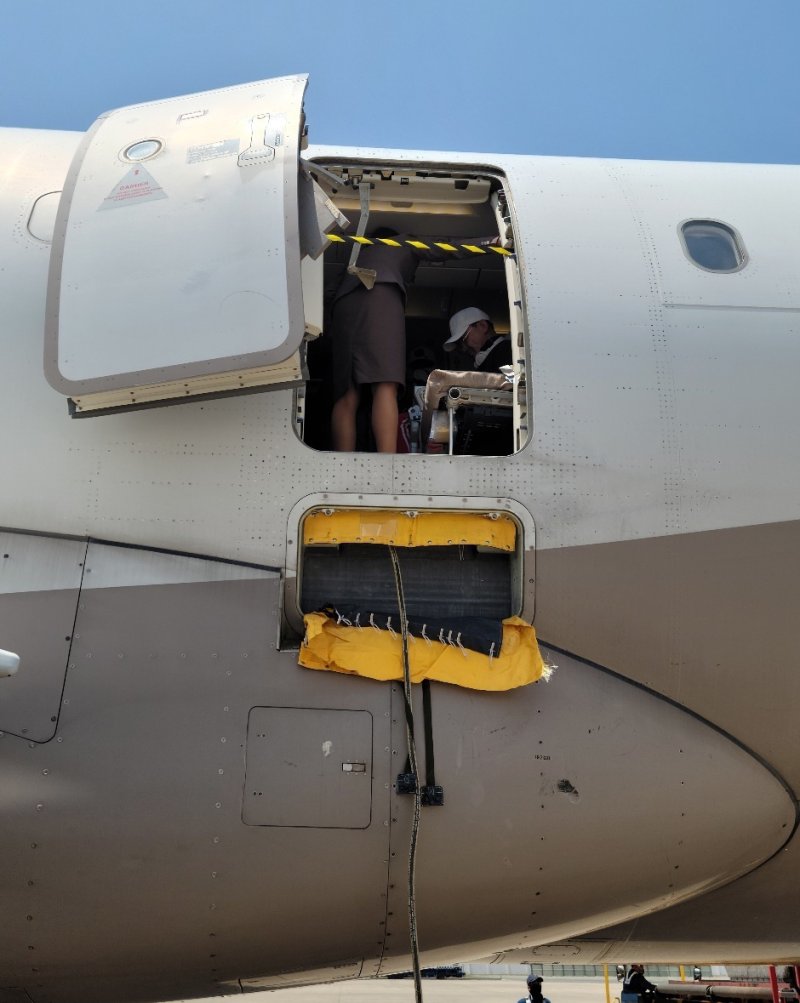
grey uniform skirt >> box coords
[330,282,405,402]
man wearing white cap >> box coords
[444,307,513,371]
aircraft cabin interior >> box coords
[297,162,528,457]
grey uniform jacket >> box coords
[332,234,496,304]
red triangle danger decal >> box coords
[99,166,167,210]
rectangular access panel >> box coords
[45,76,311,414]
[243,707,373,829]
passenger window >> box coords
[680,220,745,272]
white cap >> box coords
[444,307,490,350]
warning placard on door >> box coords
[99,167,167,210]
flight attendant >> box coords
[330,230,500,452]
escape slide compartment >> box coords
[44,75,332,415]
[293,506,544,691]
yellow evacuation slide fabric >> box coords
[299,613,546,691]
[302,509,516,552]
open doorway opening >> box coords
[296,163,528,456]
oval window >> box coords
[122,139,163,162]
[681,220,745,272]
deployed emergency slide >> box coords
[298,509,545,690]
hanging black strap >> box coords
[421,680,435,789]
[390,545,444,806]
[397,681,443,805]
[420,680,443,805]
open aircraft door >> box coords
[44,74,338,416]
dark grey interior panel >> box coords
[300,544,512,620]
[243,707,373,828]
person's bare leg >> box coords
[371,382,399,454]
[331,385,359,451]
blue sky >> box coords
[1,0,798,163]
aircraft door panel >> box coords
[45,76,310,411]
[0,532,85,742]
[243,707,373,828]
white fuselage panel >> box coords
[1,132,799,562]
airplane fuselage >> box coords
[1,80,799,1003]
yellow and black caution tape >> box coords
[326,234,513,256]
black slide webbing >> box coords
[422,680,436,788]
[404,681,436,788]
